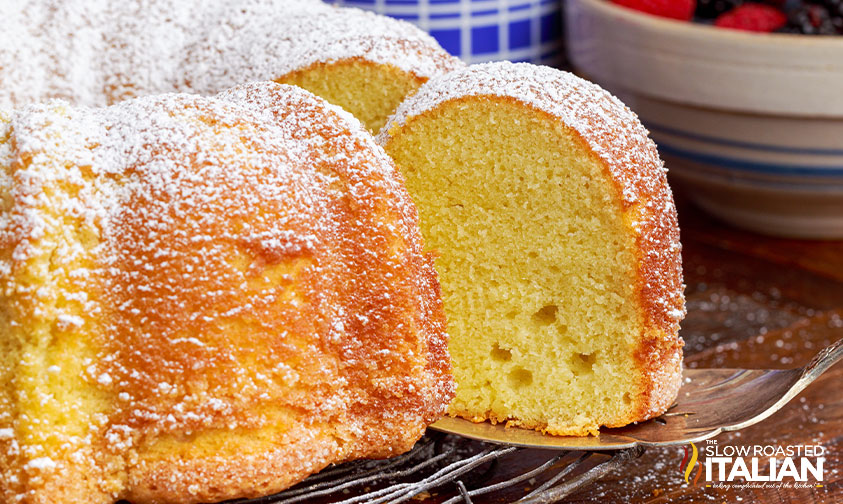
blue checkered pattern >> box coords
[332,0,564,66]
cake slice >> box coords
[378,62,685,436]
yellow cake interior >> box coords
[0,107,117,498]
[279,60,424,132]
[384,97,647,436]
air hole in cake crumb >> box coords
[576,352,596,372]
[505,309,520,320]
[527,251,538,259]
[490,343,512,362]
[508,367,533,388]
[532,304,558,326]
[623,392,632,405]
[569,351,596,375]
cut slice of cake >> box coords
[377,62,685,436]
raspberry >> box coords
[714,3,787,31]
[611,0,696,20]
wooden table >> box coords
[559,191,843,503]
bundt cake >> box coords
[378,62,685,436]
[0,0,463,132]
[0,81,452,503]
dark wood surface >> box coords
[558,191,843,503]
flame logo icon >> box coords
[679,442,702,486]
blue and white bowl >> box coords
[334,0,565,65]
[566,0,843,239]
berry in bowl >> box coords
[566,0,843,238]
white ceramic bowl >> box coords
[565,0,843,239]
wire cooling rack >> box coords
[232,432,642,504]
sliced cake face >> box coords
[379,62,685,436]
[278,59,428,133]
[0,83,451,504]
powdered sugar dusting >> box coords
[181,2,463,96]
[0,82,452,501]
[23,458,57,472]
[0,0,461,110]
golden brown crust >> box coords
[446,408,601,437]
[0,83,452,503]
[418,253,454,424]
[631,331,684,422]
[126,426,341,504]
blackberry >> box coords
[785,4,840,34]
[696,0,744,19]
[817,0,843,17]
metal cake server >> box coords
[430,337,843,450]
